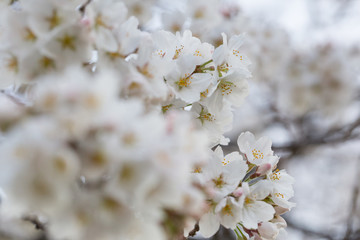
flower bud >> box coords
[271,215,287,228]
[258,222,279,239]
[274,206,289,215]
[232,187,243,197]
[256,163,272,176]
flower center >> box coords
[222,158,230,166]
[219,81,234,96]
[270,169,281,181]
[212,174,225,188]
[173,45,184,59]
[232,49,243,60]
[221,204,234,216]
[252,149,264,160]
[274,192,284,198]
[177,73,192,87]
[46,9,62,30]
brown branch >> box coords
[188,223,199,237]
[272,116,360,154]
[286,219,336,240]
[78,0,92,15]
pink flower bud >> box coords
[233,187,243,197]
[256,163,272,176]
[80,17,91,27]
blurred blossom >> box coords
[4,0,360,239]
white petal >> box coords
[199,212,220,238]
[250,180,273,200]
[242,201,275,229]
[237,132,256,153]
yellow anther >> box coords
[162,104,172,113]
[24,27,36,42]
[95,14,111,29]
[222,158,230,166]
[177,74,192,87]
[221,204,234,216]
[245,197,253,204]
[173,45,184,59]
[270,170,281,181]
[106,51,123,60]
[40,56,55,69]
[252,149,264,160]
[193,50,202,57]
[157,49,166,58]
[232,49,243,60]
[57,34,76,51]
[201,112,215,122]
[219,81,234,96]
[200,89,209,98]
[6,56,18,72]
[46,9,62,30]
[274,193,284,198]
[212,175,224,188]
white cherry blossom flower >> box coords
[166,56,213,103]
[203,71,249,112]
[191,102,233,146]
[213,33,251,79]
[268,169,296,209]
[86,0,128,52]
[238,181,275,229]
[237,131,278,166]
[198,146,248,201]
[199,196,242,238]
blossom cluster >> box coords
[195,132,294,239]
[0,68,210,239]
[160,0,360,118]
[0,0,295,240]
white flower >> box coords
[203,71,249,112]
[199,196,242,238]
[198,211,220,238]
[0,118,80,217]
[121,0,156,26]
[198,146,247,201]
[161,10,186,33]
[86,0,128,52]
[238,181,275,229]
[215,197,242,229]
[213,33,251,79]
[21,0,82,36]
[191,102,233,146]
[166,56,213,103]
[41,24,93,66]
[175,30,214,65]
[237,131,278,166]
[114,16,143,56]
[268,169,295,209]
[151,30,177,61]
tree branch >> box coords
[286,219,336,240]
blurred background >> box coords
[133,0,360,239]
[1,0,359,239]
